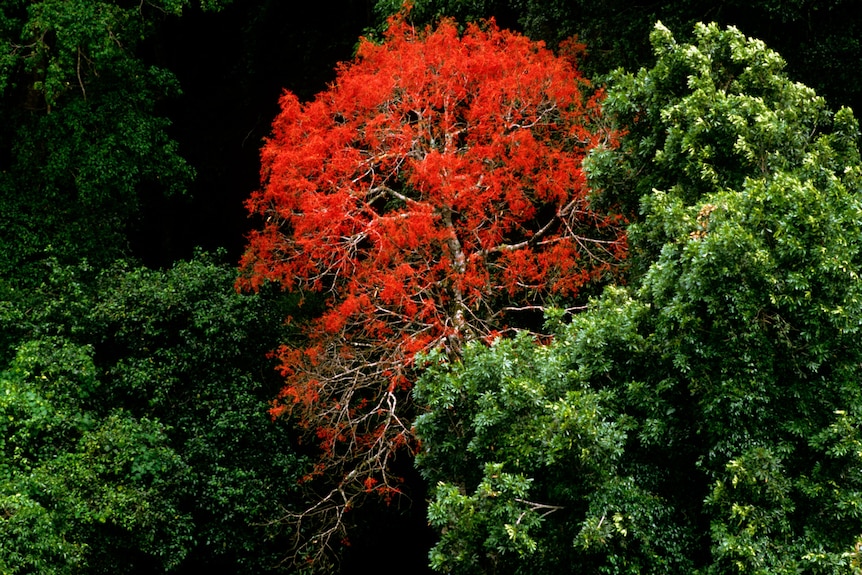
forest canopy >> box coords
[2,1,862,574]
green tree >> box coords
[415,22,862,574]
[416,294,695,574]
[0,339,193,574]
[0,254,307,573]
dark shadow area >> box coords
[131,0,374,267]
[340,456,437,575]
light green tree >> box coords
[415,22,862,574]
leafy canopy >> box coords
[0,254,306,574]
[0,0,231,280]
[415,21,862,574]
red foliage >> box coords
[238,14,625,566]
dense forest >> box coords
[3,1,862,573]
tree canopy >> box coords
[0,1,233,279]
[0,254,306,573]
[414,21,862,574]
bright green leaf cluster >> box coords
[417,21,862,574]
[415,292,695,573]
[0,340,193,574]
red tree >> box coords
[238,15,625,566]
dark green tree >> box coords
[0,254,307,573]
[415,22,862,574]
[0,0,230,281]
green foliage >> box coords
[588,21,858,276]
[415,295,695,574]
[78,256,305,571]
[0,340,193,574]
[0,253,306,572]
[416,22,862,574]
[0,0,231,282]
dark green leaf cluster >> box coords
[0,0,230,280]
[415,22,862,574]
[0,254,306,573]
